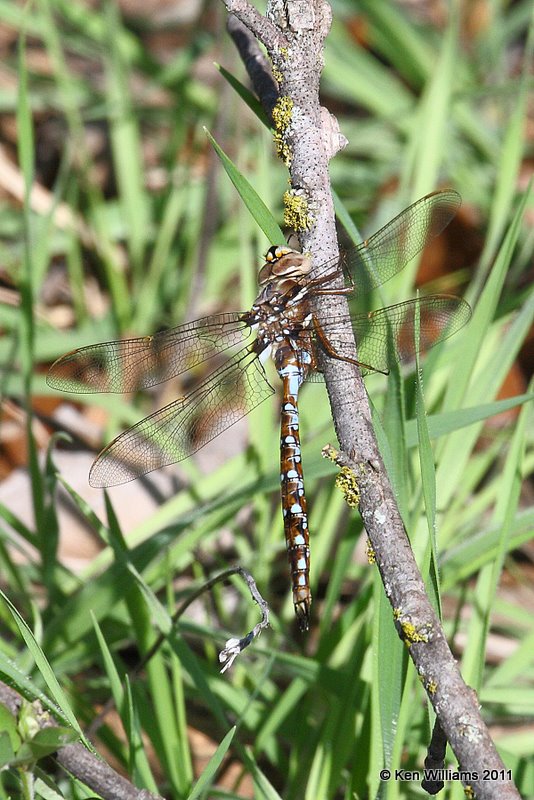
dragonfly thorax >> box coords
[253,247,313,328]
[252,259,314,354]
[252,289,314,351]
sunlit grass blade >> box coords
[0,647,70,726]
[402,6,457,207]
[216,63,272,128]
[103,1,150,276]
[17,23,45,538]
[204,127,284,243]
[167,580,194,792]
[479,25,534,272]
[134,170,189,331]
[437,188,531,508]
[461,382,531,689]
[405,393,534,446]
[187,726,236,800]
[414,311,441,616]
[0,591,90,747]
[123,677,158,792]
[324,20,413,121]
[101,494,184,795]
[441,507,534,588]
[356,0,430,84]
[38,0,131,327]
[243,750,284,800]
[91,612,125,713]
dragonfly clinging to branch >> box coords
[48,190,471,630]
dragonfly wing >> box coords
[47,312,253,394]
[339,190,461,295]
[316,295,471,375]
[88,347,274,487]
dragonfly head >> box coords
[258,246,312,287]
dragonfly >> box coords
[48,190,471,631]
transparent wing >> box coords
[88,346,274,488]
[47,312,252,394]
[309,190,461,294]
[313,295,471,376]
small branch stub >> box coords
[218,568,270,672]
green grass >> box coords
[1,1,533,799]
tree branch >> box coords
[223,0,286,52]
[0,681,163,800]
[222,1,520,798]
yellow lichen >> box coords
[272,65,284,86]
[272,96,293,132]
[270,52,285,87]
[272,96,294,166]
[271,47,290,87]
[322,445,339,463]
[399,619,430,647]
[335,466,360,508]
[283,190,313,231]
[366,539,376,564]
[273,132,292,167]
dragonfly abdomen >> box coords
[277,353,312,631]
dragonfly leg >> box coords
[304,269,342,289]
[313,314,388,375]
